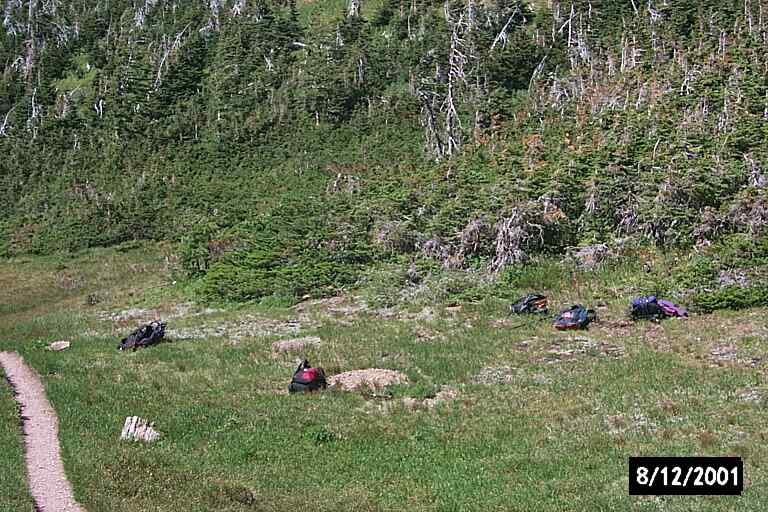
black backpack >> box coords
[288,359,327,394]
[510,293,549,315]
[630,296,667,320]
[118,321,166,351]
[553,305,596,330]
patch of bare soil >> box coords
[375,306,451,323]
[293,295,368,317]
[414,327,444,343]
[538,337,625,364]
[402,386,459,410]
[604,410,659,436]
[708,344,762,368]
[596,319,633,338]
[0,351,86,512]
[271,336,321,353]
[641,323,672,352]
[737,387,763,404]
[167,315,314,342]
[97,303,222,325]
[472,366,520,385]
[328,369,408,391]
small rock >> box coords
[416,307,436,321]
[48,341,71,352]
[120,416,161,443]
[402,397,420,410]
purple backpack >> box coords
[657,299,688,318]
[630,296,687,320]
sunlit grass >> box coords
[0,244,766,510]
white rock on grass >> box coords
[328,369,408,392]
[120,416,161,443]
[48,341,71,352]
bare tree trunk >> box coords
[23,0,37,82]
[154,23,191,89]
[0,106,15,136]
[490,7,519,51]
[347,0,361,18]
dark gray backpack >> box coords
[510,293,549,315]
[118,321,166,351]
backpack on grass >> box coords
[118,321,166,351]
[657,299,688,318]
[288,359,327,394]
[630,296,688,320]
[553,305,596,330]
[630,296,666,320]
[510,293,549,315]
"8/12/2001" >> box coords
[628,457,743,495]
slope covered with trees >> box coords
[1,0,767,305]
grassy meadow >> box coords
[0,244,766,511]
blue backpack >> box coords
[553,305,596,330]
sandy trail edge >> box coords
[0,351,86,512]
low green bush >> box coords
[693,284,768,312]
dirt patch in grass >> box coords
[537,337,625,364]
[271,336,322,353]
[166,314,315,342]
[328,368,408,391]
[472,365,520,385]
[737,387,763,404]
[97,303,224,326]
[639,323,673,352]
[293,295,368,317]
[402,386,459,410]
[595,319,633,338]
[708,344,763,368]
[414,326,445,343]
[604,410,659,436]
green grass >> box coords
[1,244,767,510]
[0,375,34,512]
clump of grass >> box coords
[0,380,35,511]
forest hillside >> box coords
[2,0,767,307]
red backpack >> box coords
[288,359,327,393]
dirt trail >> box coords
[0,351,86,512]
